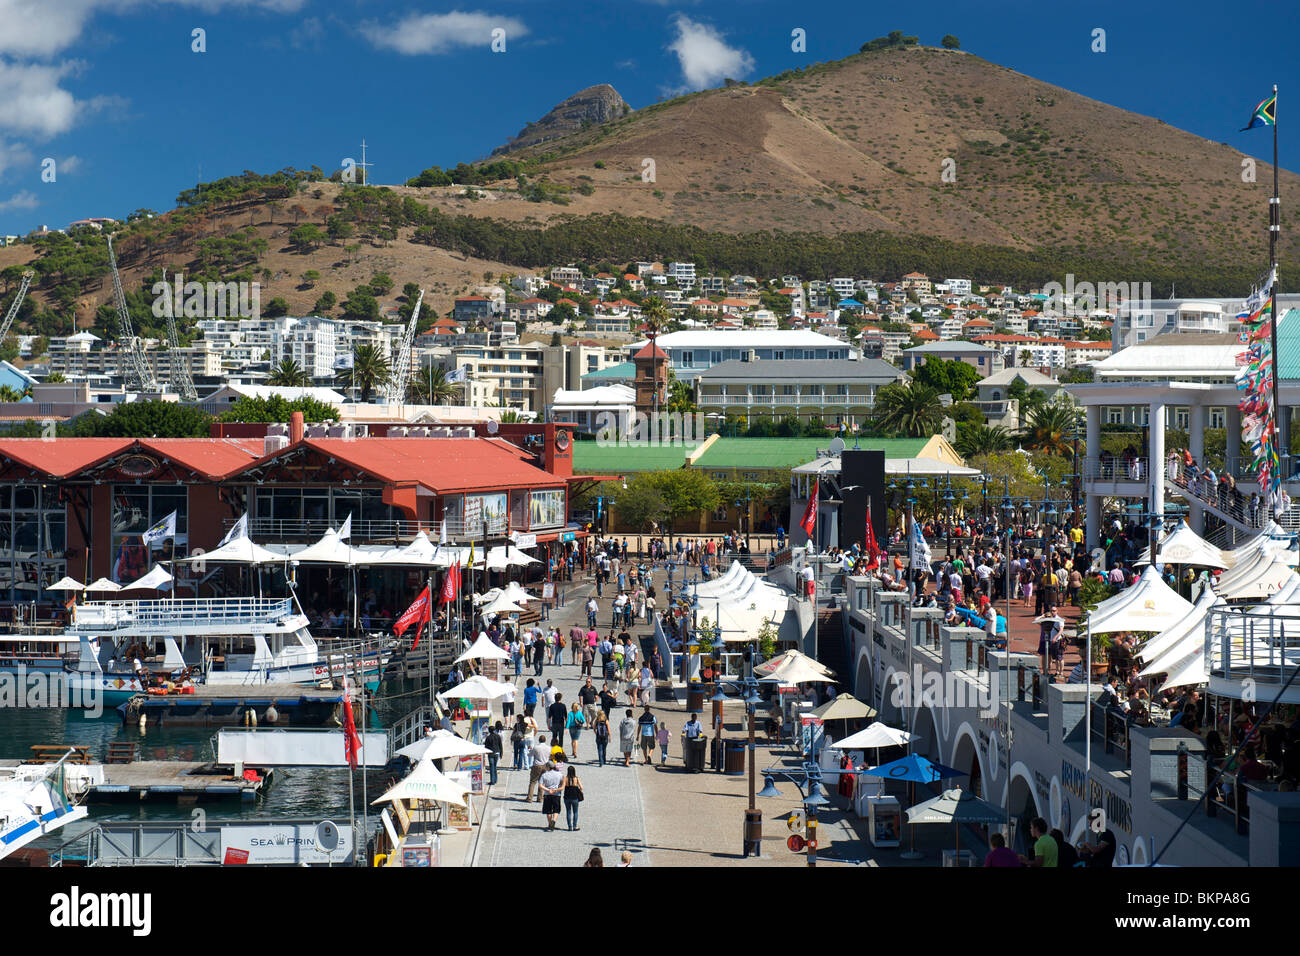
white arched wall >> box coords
[1003,761,1043,820]
[913,704,943,763]
[853,647,874,707]
[950,721,987,790]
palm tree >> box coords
[408,365,457,405]
[339,345,391,403]
[1020,401,1080,457]
[498,408,523,424]
[871,381,944,437]
[642,295,670,331]
[955,423,1014,458]
[267,358,310,387]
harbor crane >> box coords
[0,269,34,346]
[383,287,424,404]
[106,234,157,393]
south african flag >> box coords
[1243,91,1277,131]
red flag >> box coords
[439,561,460,606]
[863,515,881,570]
[799,479,818,538]
[394,586,431,640]
[341,675,361,770]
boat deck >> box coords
[88,761,272,802]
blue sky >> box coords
[0,0,1295,236]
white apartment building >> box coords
[49,342,224,381]
[666,262,696,285]
[749,309,778,329]
[946,278,972,296]
[550,266,583,286]
[830,277,856,298]
[628,329,855,383]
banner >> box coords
[394,586,432,639]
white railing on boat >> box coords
[72,597,297,631]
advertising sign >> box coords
[219,822,354,865]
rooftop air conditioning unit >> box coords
[267,423,288,437]
[326,424,348,438]
[305,424,328,438]
[409,426,430,437]
[264,434,289,455]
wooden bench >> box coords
[29,745,90,765]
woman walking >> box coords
[593,711,610,766]
[562,765,585,831]
[511,715,527,770]
[567,701,586,759]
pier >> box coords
[120,686,346,727]
[87,761,271,803]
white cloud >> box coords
[0,139,33,178]
[288,15,324,50]
[0,60,84,137]
[57,154,82,173]
[667,14,753,91]
[0,189,39,213]
[360,10,528,55]
[0,0,306,58]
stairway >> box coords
[814,599,850,689]
[1164,460,1300,536]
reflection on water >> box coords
[1,677,427,853]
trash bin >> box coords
[724,740,746,775]
[686,683,705,713]
[683,735,706,772]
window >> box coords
[681,351,694,365]
[711,350,722,364]
[772,350,785,360]
[782,385,796,395]
[112,485,188,583]
[0,483,66,603]
[1107,408,1124,425]
[713,506,729,522]
[529,490,565,529]
[711,471,728,480]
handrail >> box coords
[73,597,297,630]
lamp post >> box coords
[711,676,764,857]
[734,493,753,552]
[756,762,832,867]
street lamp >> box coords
[712,675,765,858]
[755,762,831,866]
[734,494,753,552]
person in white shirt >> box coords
[543,679,558,709]
[500,679,516,719]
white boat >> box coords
[0,757,93,860]
[62,597,390,690]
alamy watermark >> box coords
[152,273,260,321]
[888,662,998,718]
[0,666,103,717]
[1038,273,1151,319]
[594,410,705,446]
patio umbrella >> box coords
[395,729,489,762]
[863,753,967,859]
[83,577,121,594]
[906,787,1005,858]
[811,693,877,743]
[454,632,511,664]
[438,674,514,701]
[831,721,915,751]
[371,757,469,807]
[45,576,86,592]
[481,595,524,616]
[759,655,836,685]
[119,565,173,591]
[754,648,834,678]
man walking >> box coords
[619,708,637,766]
[579,677,599,727]
[637,704,657,765]
[548,692,568,751]
[522,678,539,718]
[527,735,550,801]
[485,721,503,786]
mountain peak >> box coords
[491,84,630,156]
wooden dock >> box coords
[88,761,272,803]
[122,686,346,727]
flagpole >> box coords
[1270,84,1282,495]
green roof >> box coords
[694,437,928,469]
[572,441,697,473]
[581,362,635,381]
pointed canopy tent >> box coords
[454,632,511,664]
[119,566,173,591]
[1153,520,1228,568]
[830,721,917,750]
[395,729,489,762]
[1215,555,1299,601]
[480,596,524,616]
[288,528,368,565]
[1137,585,1222,665]
[438,674,515,701]
[373,531,441,567]
[1088,566,1194,634]
[485,545,540,570]
[371,757,469,807]
[45,576,87,592]
[176,536,284,566]
[811,693,877,722]
[754,648,834,678]
[83,577,121,593]
[1222,520,1297,568]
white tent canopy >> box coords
[288,529,367,565]
[371,757,469,806]
[1155,520,1228,568]
[373,531,441,567]
[760,655,836,684]
[177,536,284,566]
[1215,550,1299,600]
[83,577,121,593]
[438,674,515,701]
[454,632,511,663]
[1137,585,1221,665]
[1088,566,1193,634]
[485,545,540,570]
[45,576,86,592]
[480,595,524,616]
[755,648,833,678]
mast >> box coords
[1270,85,1282,500]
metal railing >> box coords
[1164,458,1300,531]
[1205,605,1300,690]
[1082,456,1149,482]
[73,597,296,630]
[1090,702,1132,768]
[236,515,549,542]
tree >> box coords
[955,423,1014,458]
[81,400,212,438]
[615,474,671,533]
[268,358,311,387]
[44,371,66,383]
[0,334,18,363]
[872,381,944,437]
[340,344,390,402]
[301,270,320,288]
[341,289,379,322]
[408,365,457,405]
[912,357,980,402]
[369,273,394,296]
[0,385,24,402]
[263,297,290,318]
[327,217,354,242]
[941,34,961,49]
[313,291,337,315]
[289,224,323,252]
[1020,398,1081,457]
[645,469,720,542]
[216,395,339,424]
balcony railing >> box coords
[1205,605,1300,694]
[235,516,525,542]
[73,597,296,631]
[1082,456,1149,482]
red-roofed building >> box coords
[0,423,597,608]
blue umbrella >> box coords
[863,753,965,784]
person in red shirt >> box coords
[984,832,1021,867]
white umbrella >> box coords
[45,576,86,592]
[481,595,524,616]
[831,721,916,750]
[395,730,489,762]
[454,632,511,664]
[760,655,836,684]
[83,577,121,593]
[289,528,367,565]
[754,648,834,678]
[375,531,440,567]
[371,758,469,806]
[439,674,515,700]
[499,582,534,604]
[120,566,173,591]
